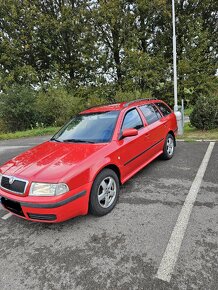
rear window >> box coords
[140,104,161,125]
[155,102,172,116]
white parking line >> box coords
[156,142,215,283]
[1,212,13,220]
[0,145,30,153]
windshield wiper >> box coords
[62,139,95,144]
[50,138,62,142]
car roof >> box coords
[81,98,163,114]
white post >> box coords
[172,0,178,112]
[172,0,182,135]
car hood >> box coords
[0,141,107,182]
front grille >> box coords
[1,197,24,216]
[27,213,57,221]
[1,176,27,194]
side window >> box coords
[140,104,161,125]
[122,109,143,130]
[155,102,172,116]
[150,104,162,119]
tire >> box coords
[161,133,175,160]
[89,169,120,216]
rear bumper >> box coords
[0,183,92,223]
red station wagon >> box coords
[0,99,177,223]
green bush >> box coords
[74,85,116,103]
[36,87,84,126]
[190,94,218,130]
[0,84,173,134]
[113,90,151,103]
[0,85,38,132]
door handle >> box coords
[145,133,150,138]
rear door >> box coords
[139,103,167,155]
[154,102,176,133]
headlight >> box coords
[29,183,69,196]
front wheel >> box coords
[161,133,175,160]
[89,169,120,216]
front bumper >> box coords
[0,183,91,223]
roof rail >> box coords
[124,98,157,107]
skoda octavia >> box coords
[0,99,177,222]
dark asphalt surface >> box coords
[0,137,217,290]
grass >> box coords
[0,126,60,140]
[184,107,193,116]
[177,123,218,141]
[179,106,218,140]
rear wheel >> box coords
[89,169,119,216]
[161,133,175,160]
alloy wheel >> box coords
[97,177,117,208]
[167,136,174,156]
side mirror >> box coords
[122,128,138,138]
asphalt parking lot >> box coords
[0,137,217,290]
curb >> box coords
[177,139,218,142]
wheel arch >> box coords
[88,164,121,213]
[168,130,176,146]
[92,164,121,186]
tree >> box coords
[0,0,95,89]
[149,0,218,104]
[0,85,38,131]
[90,0,134,87]
[123,0,171,97]
[0,0,217,104]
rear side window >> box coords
[122,109,143,130]
[155,102,172,116]
[140,104,161,125]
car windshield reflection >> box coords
[51,111,120,144]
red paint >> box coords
[122,128,138,138]
[0,99,177,222]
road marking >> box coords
[156,142,215,282]
[177,139,218,142]
[0,145,30,152]
[1,212,13,220]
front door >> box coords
[116,108,150,180]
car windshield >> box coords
[51,111,120,143]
